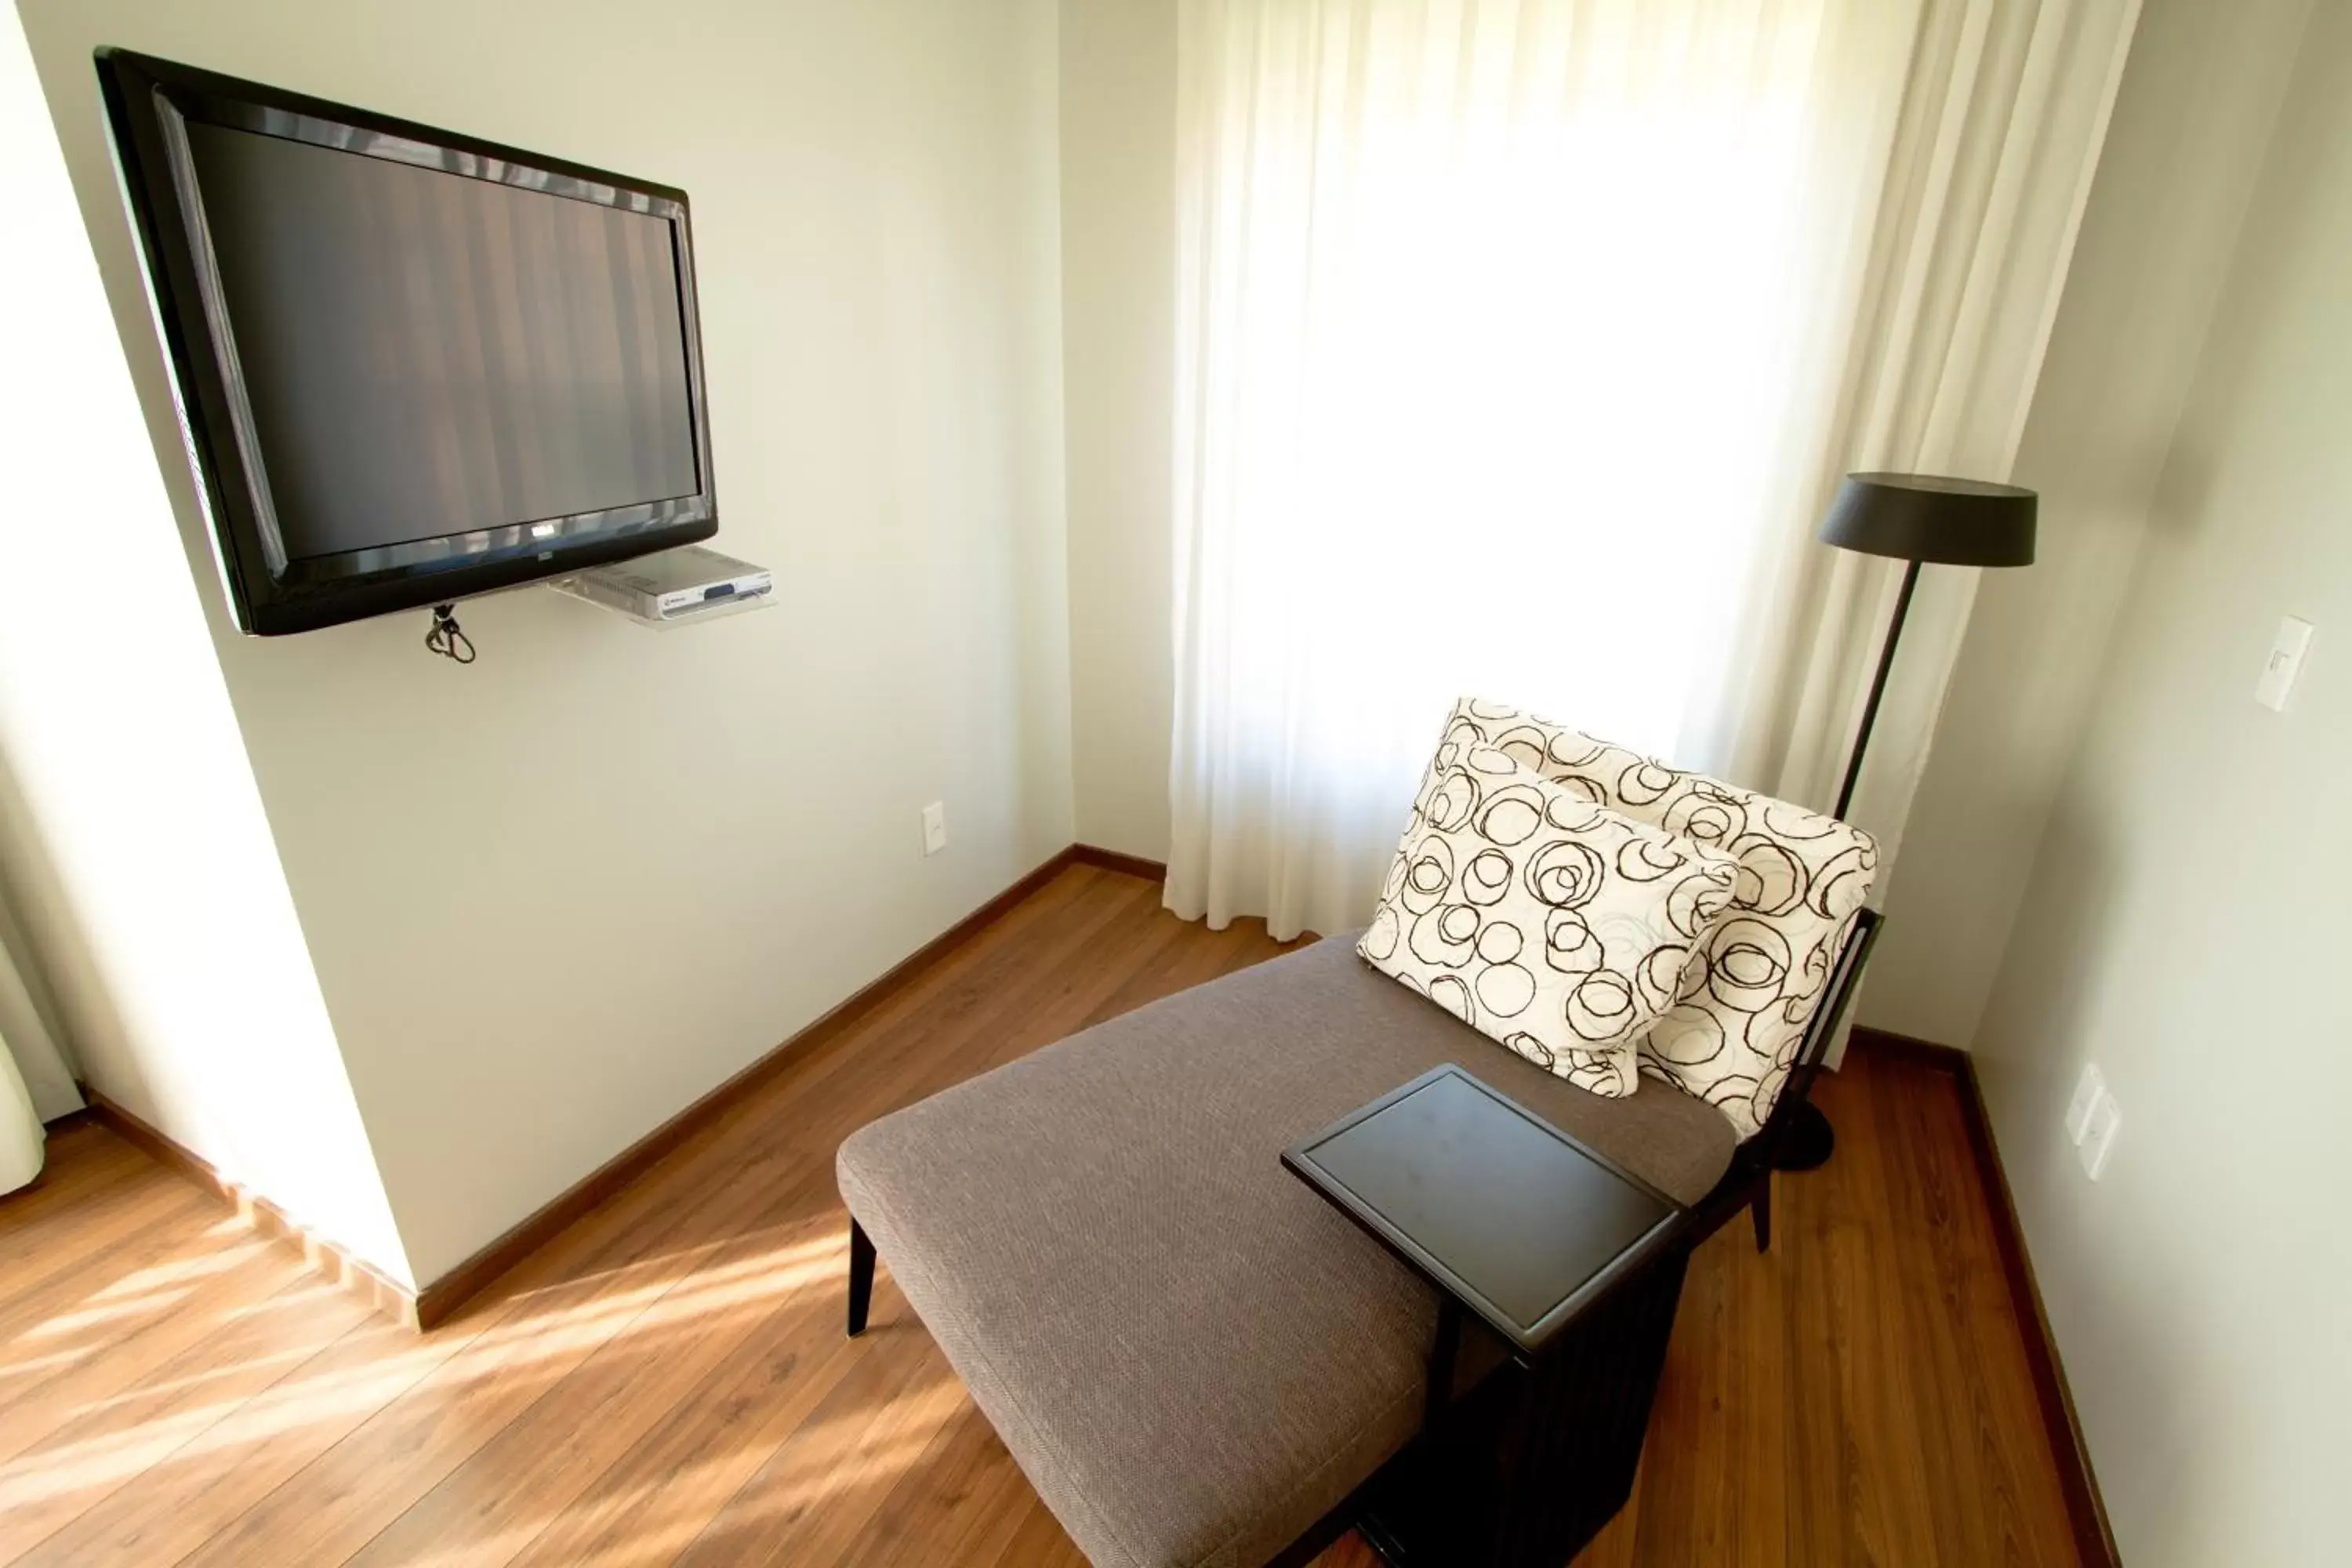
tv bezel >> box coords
[96,49,720,636]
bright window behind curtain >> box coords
[1170,0,1900,936]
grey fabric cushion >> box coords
[835,933,1736,1568]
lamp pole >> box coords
[1773,557,1922,1174]
[1784,470,2035,1176]
[1833,557,1922,819]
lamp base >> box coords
[1772,1102,1835,1172]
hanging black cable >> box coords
[424,603,476,665]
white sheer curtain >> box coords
[1166,0,2140,940]
[1,887,79,1193]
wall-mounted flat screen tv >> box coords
[97,50,718,635]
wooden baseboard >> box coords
[410,842,1091,1329]
[1846,1028,2120,1568]
[1843,1023,1963,1071]
[82,1089,420,1328]
[1069,843,1167,883]
[112,840,1183,1333]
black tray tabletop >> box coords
[1282,1063,1689,1353]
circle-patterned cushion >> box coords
[1360,757,1740,1098]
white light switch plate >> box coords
[2078,1093,2122,1181]
[921,801,948,857]
[2063,1064,2107,1145]
[2256,616,2314,711]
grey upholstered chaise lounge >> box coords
[835,912,1878,1568]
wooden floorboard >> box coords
[0,863,2078,1565]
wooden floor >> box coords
[0,863,2078,1566]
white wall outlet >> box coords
[2078,1091,2122,1181]
[2063,1063,2108,1145]
[920,800,947,857]
[2255,615,2314,711]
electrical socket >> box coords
[2063,1063,2107,1145]
[2078,1091,2122,1181]
[920,801,947,857]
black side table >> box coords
[1283,1064,1695,1567]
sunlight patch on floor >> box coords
[440,1234,839,1367]
[9,1233,272,1352]
[0,1335,445,1511]
[0,1345,96,1387]
[488,1214,840,1308]
[18,1284,205,1342]
[51,1285,352,1417]
[383,1420,950,1568]
[85,1235,263,1302]
[0,1229,846,1513]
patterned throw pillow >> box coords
[1359,759,1740,1098]
[1412,698,1879,1138]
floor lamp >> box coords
[1777,472,2038,1173]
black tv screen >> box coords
[97,50,718,635]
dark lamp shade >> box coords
[1818,472,2037,567]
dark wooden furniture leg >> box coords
[1363,1246,1693,1566]
[847,1218,875,1338]
[1425,1296,1463,1432]
[1497,1247,1693,1562]
[1751,1176,1773,1253]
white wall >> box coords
[1060,0,1178,861]
[1970,0,2350,1558]
[19,0,1074,1286]
[0,5,410,1283]
[1864,0,2315,1047]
